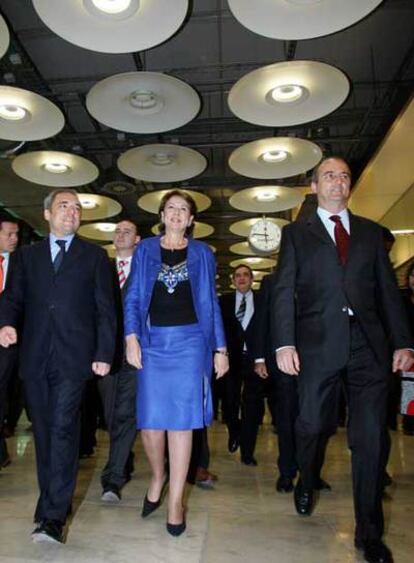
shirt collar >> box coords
[317,206,349,222]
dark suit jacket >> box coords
[272,211,413,372]
[253,273,277,366]
[220,291,257,368]
[110,258,132,374]
[0,236,116,381]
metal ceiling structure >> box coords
[0,0,414,290]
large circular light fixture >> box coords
[32,0,189,54]
[229,137,322,180]
[118,144,207,183]
[78,194,122,221]
[227,0,384,40]
[228,61,350,127]
[0,14,10,60]
[230,186,304,213]
[230,257,276,270]
[138,189,211,214]
[86,72,200,134]
[78,222,117,241]
[12,151,99,187]
[0,86,65,141]
[151,221,214,239]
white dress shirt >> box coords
[0,252,10,291]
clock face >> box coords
[248,218,281,254]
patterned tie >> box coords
[53,239,66,273]
[0,255,4,293]
[329,215,350,265]
[236,294,246,324]
[118,259,127,288]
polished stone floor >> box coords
[1,419,414,563]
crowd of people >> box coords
[0,156,413,563]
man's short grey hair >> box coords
[311,156,351,184]
[43,189,80,211]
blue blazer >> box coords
[124,236,226,351]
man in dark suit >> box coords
[220,264,263,465]
[0,189,116,544]
[273,157,413,563]
[0,214,19,470]
[100,219,140,503]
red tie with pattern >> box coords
[329,215,350,265]
[0,255,4,293]
[118,259,127,288]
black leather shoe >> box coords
[32,520,64,544]
[315,478,331,492]
[228,436,239,453]
[355,539,393,563]
[101,484,121,503]
[294,480,316,516]
[241,456,258,466]
[141,478,168,518]
[276,475,294,493]
[166,520,186,537]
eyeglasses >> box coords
[320,171,351,182]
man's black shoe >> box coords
[31,520,64,544]
[241,456,258,466]
[315,478,331,492]
[228,436,239,453]
[276,475,294,493]
[294,480,316,516]
[101,484,121,503]
[355,539,393,563]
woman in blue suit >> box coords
[124,190,228,536]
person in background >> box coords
[100,220,141,502]
[124,190,228,536]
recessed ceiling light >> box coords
[266,84,309,104]
[261,150,288,163]
[0,104,28,121]
[97,223,116,232]
[150,152,175,166]
[255,191,278,202]
[90,0,132,14]
[42,162,71,174]
[129,89,160,110]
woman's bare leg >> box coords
[167,430,192,523]
[141,429,166,501]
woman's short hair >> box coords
[158,189,197,236]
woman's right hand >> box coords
[125,334,142,369]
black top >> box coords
[149,247,197,326]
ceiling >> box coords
[1,0,414,290]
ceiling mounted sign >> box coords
[12,151,99,187]
[118,144,207,183]
[138,189,211,214]
[227,0,384,40]
[229,137,322,179]
[228,61,350,127]
[0,14,10,60]
[86,72,200,134]
[0,86,64,141]
[230,185,303,213]
[32,0,189,53]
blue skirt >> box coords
[136,323,213,430]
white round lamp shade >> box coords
[230,185,303,213]
[12,151,99,187]
[0,86,64,141]
[229,137,322,180]
[78,194,122,221]
[228,61,350,127]
[227,0,384,40]
[230,257,276,269]
[78,222,117,241]
[151,221,214,239]
[86,72,200,134]
[32,0,189,54]
[0,14,10,60]
[138,189,211,214]
[118,144,207,183]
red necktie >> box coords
[0,255,4,293]
[118,260,127,288]
[329,215,350,265]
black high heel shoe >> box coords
[166,520,186,537]
[141,477,168,518]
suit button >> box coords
[49,304,55,311]
[342,306,347,312]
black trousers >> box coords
[296,320,389,542]
[267,368,299,479]
[25,363,85,524]
[224,355,266,459]
[0,346,18,464]
[100,365,137,489]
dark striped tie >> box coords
[53,240,66,273]
[236,295,246,324]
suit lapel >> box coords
[307,212,336,249]
[56,236,84,275]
